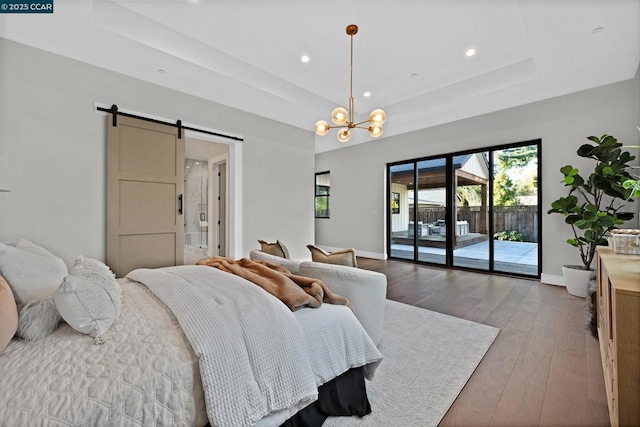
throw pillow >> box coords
[55,256,121,338]
[0,239,68,306]
[0,275,18,352]
[306,245,358,267]
[258,240,290,259]
[16,297,61,341]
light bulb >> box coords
[315,120,330,136]
[369,109,386,125]
[331,107,348,125]
[337,129,351,143]
[368,124,383,138]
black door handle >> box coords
[178,194,183,215]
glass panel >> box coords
[452,152,490,270]
[389,163,415,260]
[316,185,329,195]
[415,158,447,265]
[315,172,330,218]
[184,158,209,264]
[492,145,539,275]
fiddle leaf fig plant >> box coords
[622,142,640,198]
[548,134,635,270]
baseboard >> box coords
[540,273,565,287]
[318,245,387,260]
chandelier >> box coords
[314,25,386,143]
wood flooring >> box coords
[356,257,610,427]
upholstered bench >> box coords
[249,249,387,346]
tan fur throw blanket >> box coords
[196,257,352,311]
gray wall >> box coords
[637,63,640,145]
[0,38,315,265]
[315,76,640,277]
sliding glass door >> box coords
[452,152,490,271]
[387,141,541,278]
[492,145,539,275]
[388,158,449,265]
[389,162,416,261]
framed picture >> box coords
[391,192,400,214]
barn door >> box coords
[106,114,184,277]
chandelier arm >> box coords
[353,125,373,130]
[353,119,372,126]
[327,124,350,130]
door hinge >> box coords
[218,196,221,201]
[218,172,221,177]
[217,221,221,225]
[218,245,221,249]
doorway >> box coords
[183,138,228,264]
[183,158,209,263]
[387,140,541,278]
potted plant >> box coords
[622,137,640,198]
[548,134,635,297]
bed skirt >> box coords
[280,366,371,426]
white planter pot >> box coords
[562,265,594,298]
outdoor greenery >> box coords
[457,185,483,206]
[493,146,538,206]
[622,139,640,198]
[547,134,635,270]
[456,146,539,207]
[315,184,330,218]
[493,230,527,242]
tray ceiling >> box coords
[1,0,639,153]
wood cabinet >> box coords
[595,247,640,426]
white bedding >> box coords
[128,265,382,427]
[0,278,208,426]
[0,265,382,427]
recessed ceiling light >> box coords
[591,26,604,34]
[301,55,310,63]
[363,91,371,98]
[195,162,200,165]
[465,47,477,57]
[186,166,190,169]
[411,73,419,78]
[157,69,166,74]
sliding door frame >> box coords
[386,139,542,279]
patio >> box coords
[390,239,538,276]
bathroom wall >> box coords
[184,159,208,248]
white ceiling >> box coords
[1,0,639,153]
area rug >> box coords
[327,300,499,426]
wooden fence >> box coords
[408,205,539,242]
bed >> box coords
[0,257,382,426]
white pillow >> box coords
[0,239,68,305]
[55,256,121,338]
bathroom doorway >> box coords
[183,138,228,264]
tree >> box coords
[493,145,538,205]
[497,145,537,169]
[493,171,519,205]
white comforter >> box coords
[0,278,209,427]
[128,265,382,427]
[0,265,382,427]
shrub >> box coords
[493,230,527,242]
